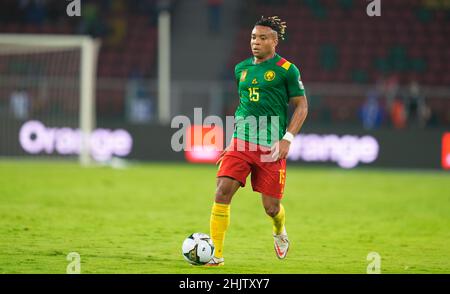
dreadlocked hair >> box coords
[255,16,287,41]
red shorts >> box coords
[217,138,287,199]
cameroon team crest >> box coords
[264,70,276,81]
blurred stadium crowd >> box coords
[1,0,449,129]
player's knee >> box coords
[215,184,233,203]
[265,205,280,218]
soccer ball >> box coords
[181,233,215,265]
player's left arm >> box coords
[277,95,308,159]
[271,64,309,160]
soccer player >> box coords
[207,16,308,266]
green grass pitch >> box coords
[0,160,449,273]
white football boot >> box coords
[273,227,290,259]
[205,256,224,267]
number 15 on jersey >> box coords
[248,87,260,102]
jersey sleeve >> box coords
[286,64,306,98]
[234,64,241,87]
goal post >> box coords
[0,34,100,165]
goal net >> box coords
[0,34,99,165]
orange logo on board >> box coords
[442,133,450,169]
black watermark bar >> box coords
[1,274,448,292]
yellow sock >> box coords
[271,204,286,235]
[210,202,230,259]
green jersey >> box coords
[233,53,306,146]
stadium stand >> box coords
[229,0,450,126]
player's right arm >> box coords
[234,64,242,88]
[219,62,245,162]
